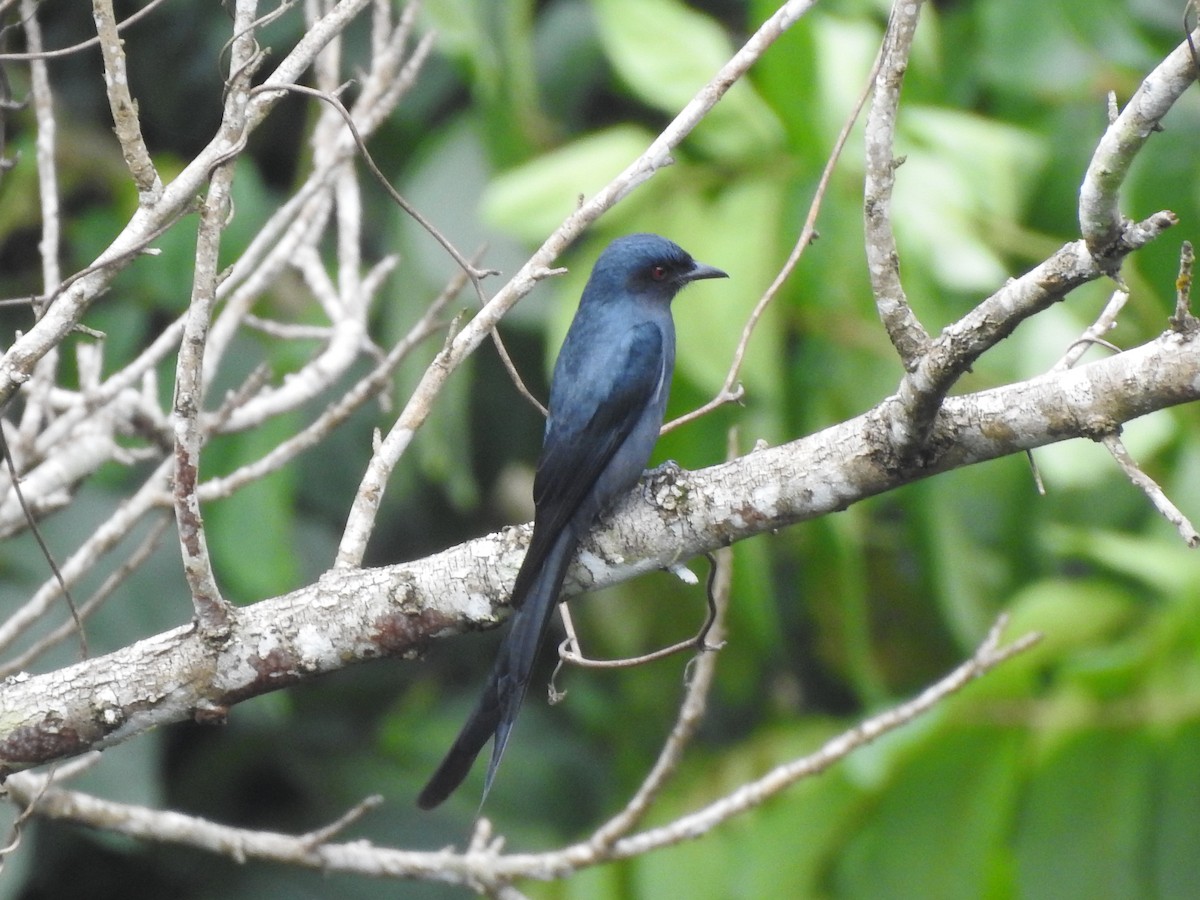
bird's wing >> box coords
[511,321,665,605]
[417,322,666,810]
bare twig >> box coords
[666,24,881,433]
[5,0,86,659]
[1052,288,1129,371]
[1170,240,1197,332]
[1024,285,1131,496]
[589,618,1039,863]
[173,0,267,635]
[92,0,162,203]
[0,458,170,658]
[554,569,721,674]
[1079,21,1200,260]
[0,426,87,660]
[491,263,569,419]
[0,0,170,62]
[863,0,930,370]
[490,323,549,419]
[880,210,1176,464]
[248,81,498,294]
[297,794,383,850]
[588,509,735,847]
[1101,432,1200,548]
[16,0,61,454]
[0,514,171,675]
[0,618,1037,887]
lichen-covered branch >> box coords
[1,323,1196,774]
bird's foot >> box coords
[647,458,684,479]
[643,459,688,511]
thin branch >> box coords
[0,0,171,61]
[172,0,266,636]
[490,324,550,419]
[1052,288,1129,371]
[588,548,733,849]
[880,210,1177,463]
[3,325,1198,773]
[590,619,1039,864]
[0,514,171,675]
[554,575,721,673]
[240,316,336,341]
[1101,432,1200,548]
[3,773,391,873]
[297,794,383,849]
[92,0,162,203]
[247,79,496,295]
[1170,240,1197,332]
[0,458,169,657]
[15,0,61,454]
[863,0,930,369]
[0,427,86,660]
[4,0,86,660]
[1025,285,1132,495]
[1079,21,1200,260]
[665,33,882,434]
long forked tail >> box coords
[416,530,577,810]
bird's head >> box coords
[586,233,728,303]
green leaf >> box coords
[893,107,1047,292]
[205,413,301,600]
[1016,730,1154,899]
[592,0,784,159]
[668,177,786,411]
[1001,577,1137,668]
[1152,721,1200,899]
[1046,527,1200,598]
[835,727,1023,899]
[481,125,657,240]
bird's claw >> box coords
[643,459,688,510]
[647,458,684,479]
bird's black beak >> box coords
[685,261,728,282]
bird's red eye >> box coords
[650,265,667,281]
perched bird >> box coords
[417,233,727,810]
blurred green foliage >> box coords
[1,0,1199,897]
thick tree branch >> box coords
[1,325,1196,773]
[1,615,1036,887]
[882,213,1176,462]
[2,1,1198,891]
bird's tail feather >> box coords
[416,530,577,810]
